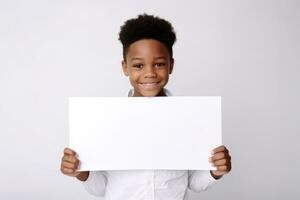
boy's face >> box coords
[122,39,174,97]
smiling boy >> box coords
[61,14,231,200]
[122,39,173,97]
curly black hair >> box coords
[118,13,176,60]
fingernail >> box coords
[211,150,214,155]
[208,157,212,162]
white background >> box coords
[0,0,299,199]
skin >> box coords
[60,148,89,181]
[209,145,232,179]
[122,39,173,97]
[60,39,232,181]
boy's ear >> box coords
[169,58,174,74]
[122,60,129,76]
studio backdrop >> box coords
[0,0,299,199]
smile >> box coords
[139,82,160,89]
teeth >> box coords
[141,82,158,85]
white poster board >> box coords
[69,96,222,171]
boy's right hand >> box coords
[61,147,81,177]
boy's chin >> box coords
[141,91,159,97]
[136,89,162,97]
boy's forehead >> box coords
[129,56,167,62]
[126,39,170,59]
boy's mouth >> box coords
[139,81,160,89]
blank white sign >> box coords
[68,96,222,171]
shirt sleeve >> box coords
[82,171,107,197]
[188,170,219,192]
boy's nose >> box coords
[144,67,157,78]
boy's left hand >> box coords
[209,145,232,179]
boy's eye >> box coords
[155,63,166,67]
[133,64,143,69]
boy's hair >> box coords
[118,13,176,61]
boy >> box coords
[61,14,231,200]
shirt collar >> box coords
[128,88,172,97]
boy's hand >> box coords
[61,147,81,177]
[60,148,90,181]
[209,145,232,180]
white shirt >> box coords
[82,88,219,200]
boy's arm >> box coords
[188,170,218,192]
[188,145,232,192]
[81,171,107,197]
[76,171,89,181]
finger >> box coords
[216,165,229,171]
[61,167,75,174]
[211,170,227,177]
[211,154,231,162]
[211,145,228,154]
[212,158,227,166]
[210,152,228,161]
[64,147,77,156]
[62,155,78,163]
[62,160,78,169]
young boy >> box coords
[61,14,231,200]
